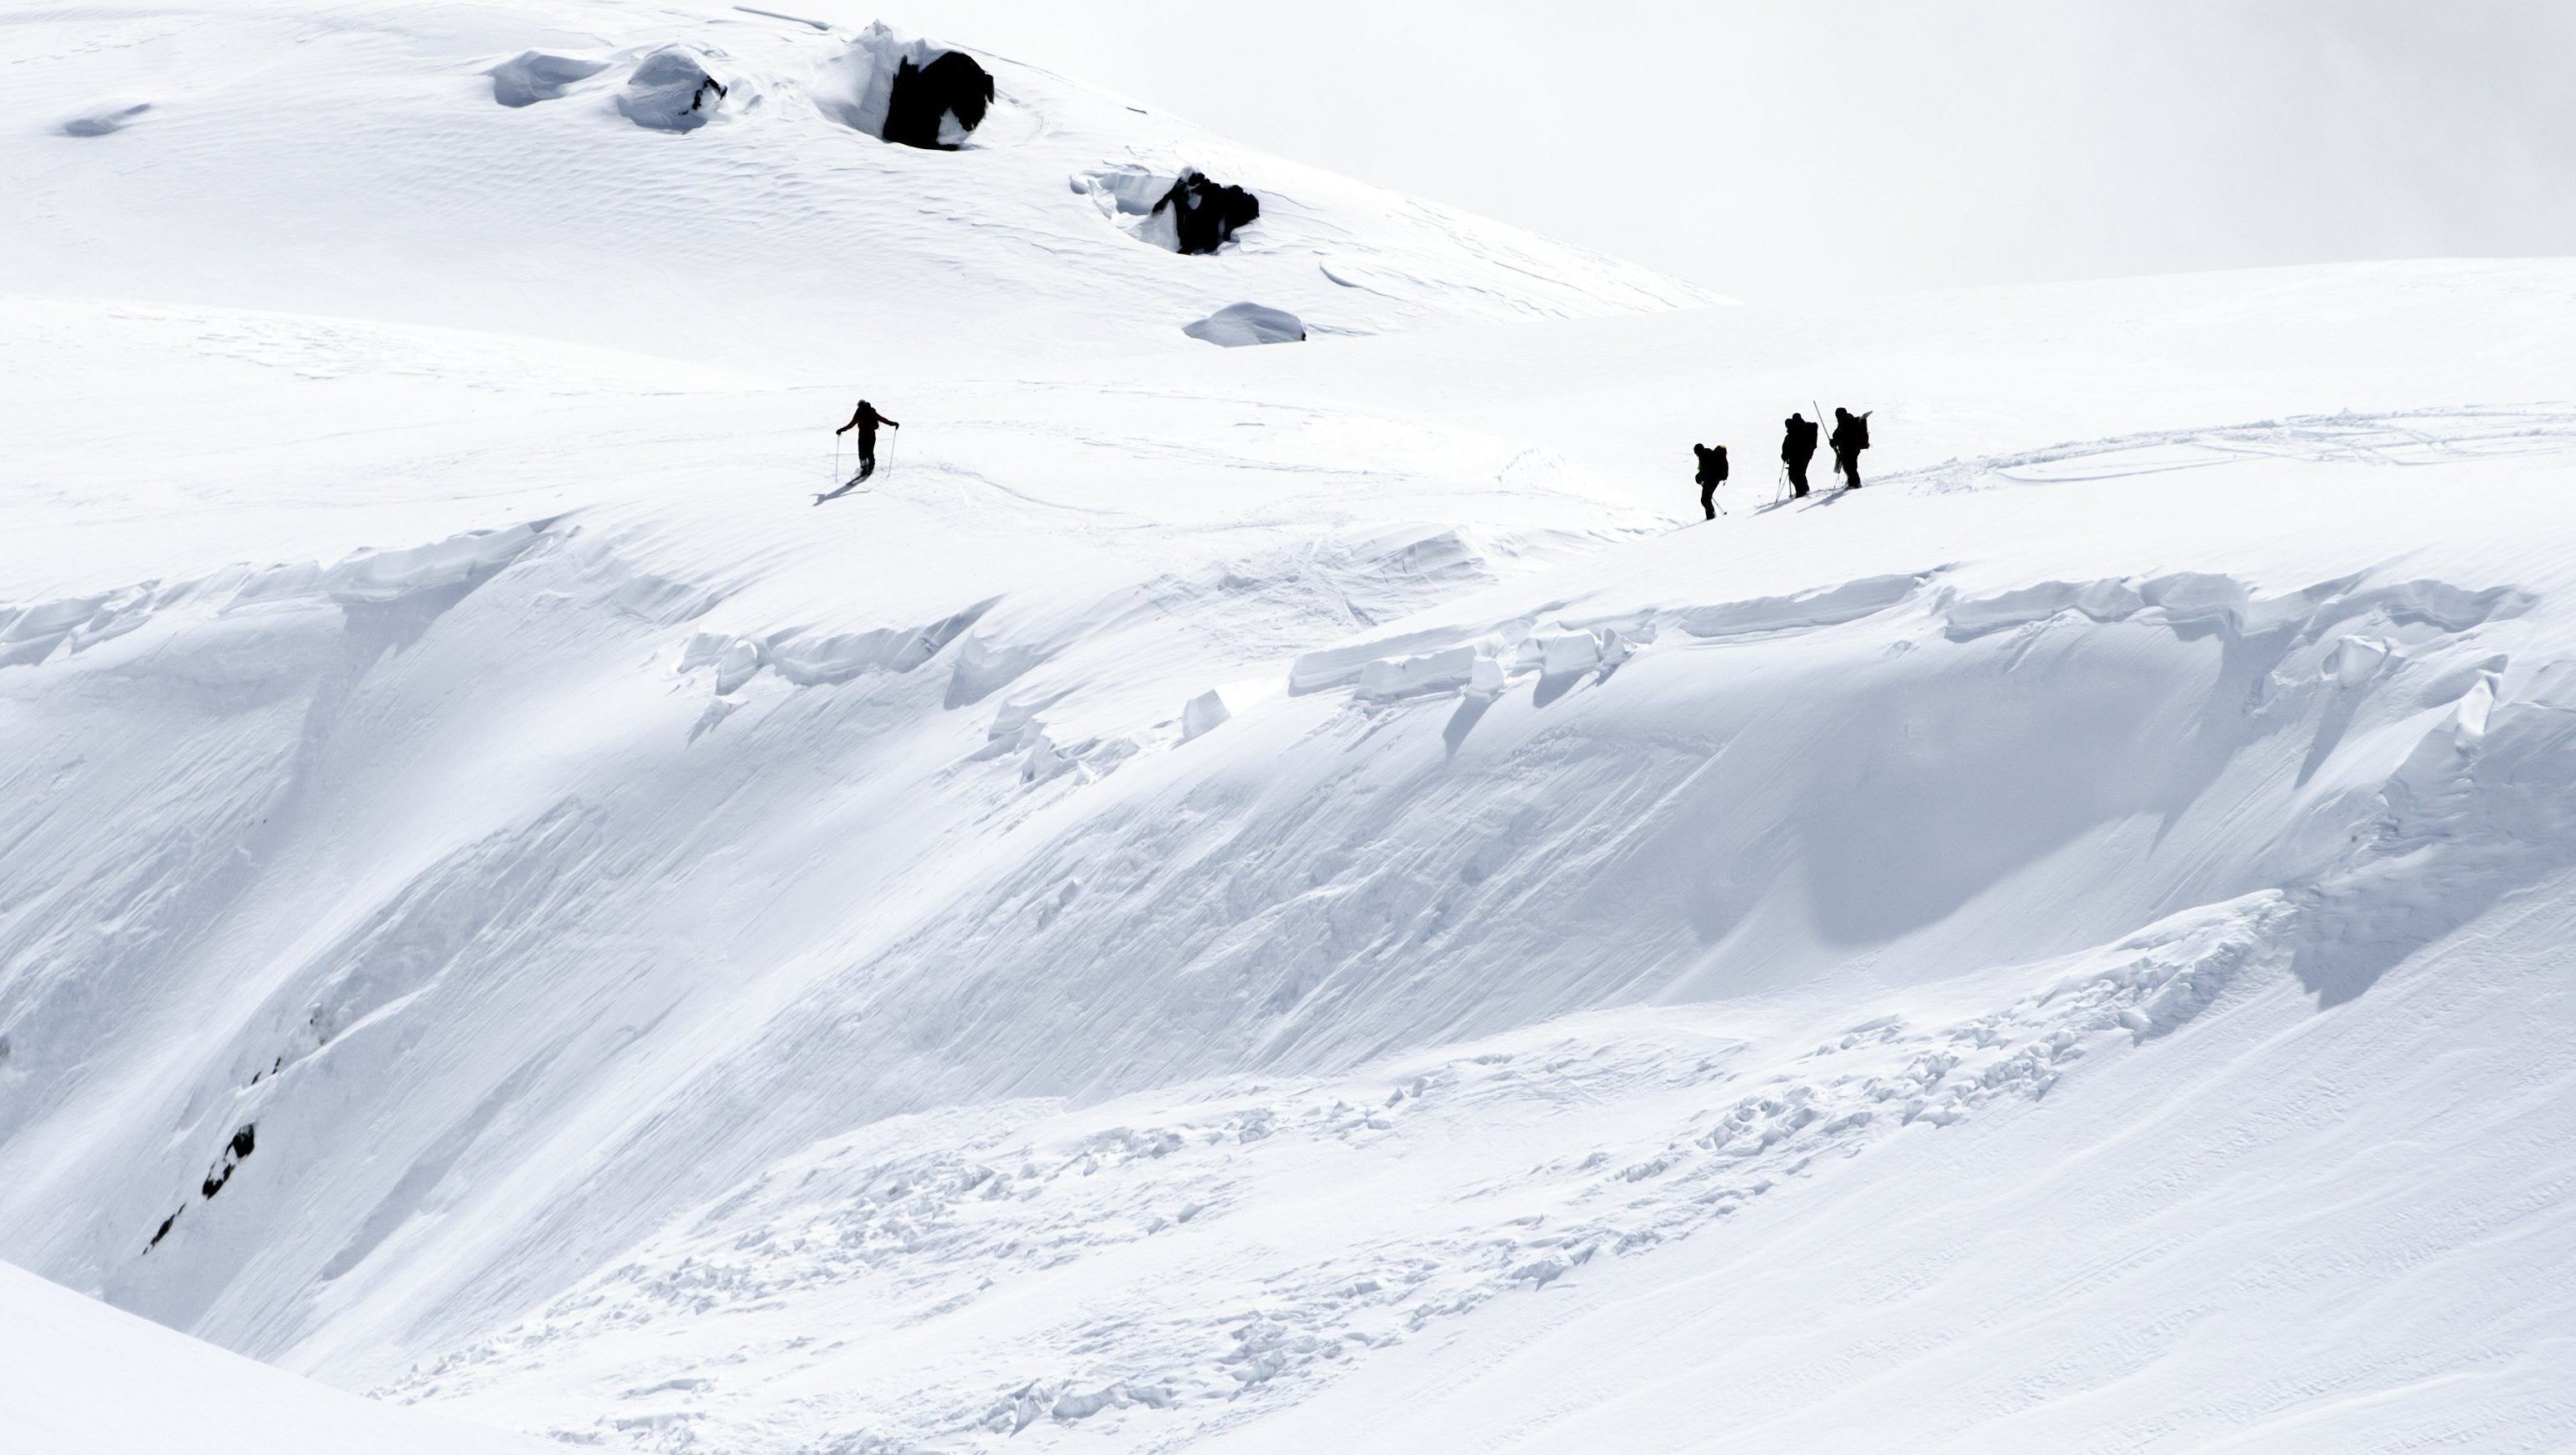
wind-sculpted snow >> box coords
[2,2,1713,369]
[372,899,2274,1451]
[616,47,729,132]
[57,98,154,136]
[12,41,2576,1445]
[487,51,609,107]
[0,522,554,675]
[8,279,2576,1448]
[1186,302,1308,347]
[1884,403,2576,496]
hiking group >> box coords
[1695,406,1870,519]
[816,394,1871,521]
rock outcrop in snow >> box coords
[1077,165,1263,254]
[1156,168,1261,253]
[814,24,993,149]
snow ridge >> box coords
[9,0,2576,1449]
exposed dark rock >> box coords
[1152,170,1261,255]
[201,1122,256,1199]
[882,50,993,149]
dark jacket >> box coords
[837,403,901,440]
[1782,415,1819,464]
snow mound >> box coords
[1183,301,1305,346]
[485,50,607,107]
[813,23,993,149]
[1072,162,1176,244]
[616,47,729,132]
[57,99,152,137]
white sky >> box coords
[867,0,2575,300]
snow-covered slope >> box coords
[7,1,2576,1452]
[2,1258,551,1455]
[8,0,1709,371]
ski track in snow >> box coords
[1885,404,2576,495]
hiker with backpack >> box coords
[1693,443,1729,519]
[1781,412,1819,498]
[1829,407,1871,490]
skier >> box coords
[834,399,902,483]
[1781,412,1819,498]
[1693,443,1729,520]
[1828,406,1871,490]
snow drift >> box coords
[615,47,727,132]
[485,51,607,107]
[57,99,153,137]
[1184,301,1305,346]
